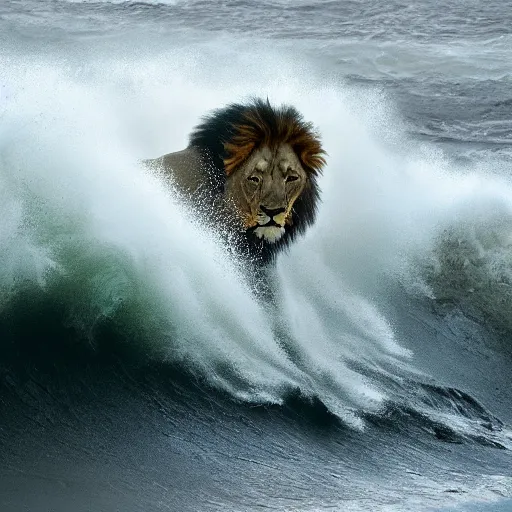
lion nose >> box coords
[260,206,285,218]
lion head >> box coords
[189,98,326,264]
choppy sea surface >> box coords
[1,1,511,511]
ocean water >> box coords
[1,1,511,511]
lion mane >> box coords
[146,98,326,266]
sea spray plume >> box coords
[0,69,401,424]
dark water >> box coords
[1,1,512,511]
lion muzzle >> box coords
[253,207,287,243]
[258,207,286,225]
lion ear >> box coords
[223,139,256,176]
[301,151,327,175]
[294,139,326,176]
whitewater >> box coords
[1,1,512,511]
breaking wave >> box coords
[1,45,511,447]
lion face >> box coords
[225,144,308,244]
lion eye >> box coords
[286,175,299,183]
[248,175,260,183]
